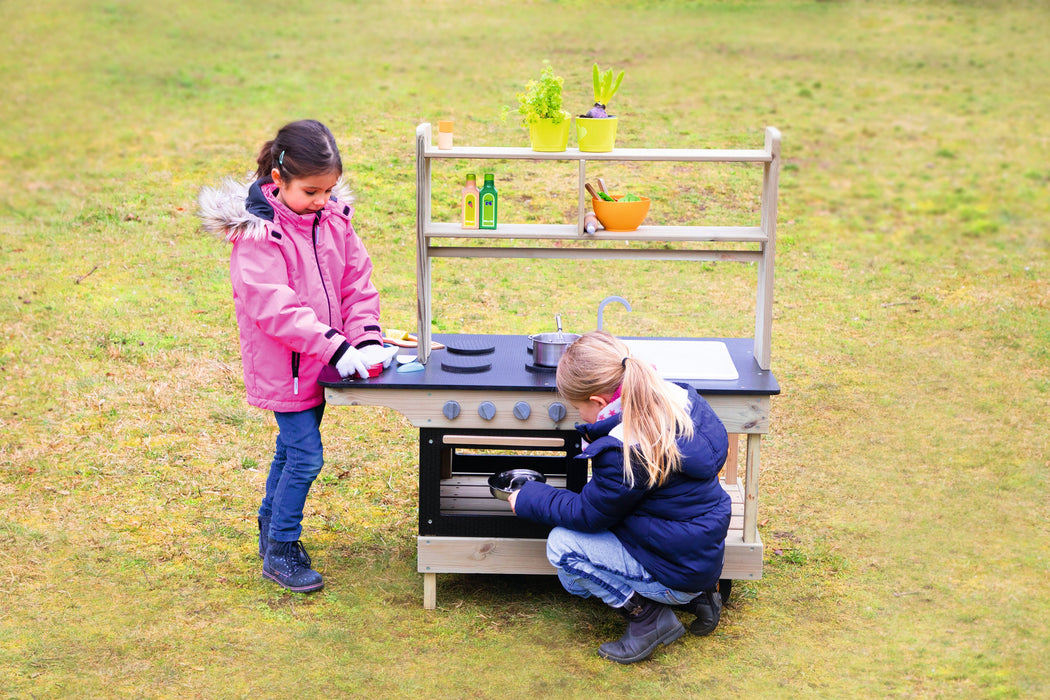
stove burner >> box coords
[445,338,496,356]
[524,362,556,374]
[440,358,493,374]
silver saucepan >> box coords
[529,314,580,367]
[488,469,547,501]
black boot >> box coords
[257,515,271,559]
[683,589,722,636]
[262,539,324,593]
[598,593,685,664]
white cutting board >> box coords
[623,340,739,381]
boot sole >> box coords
[598,622,686,664]
[262,570,324,593]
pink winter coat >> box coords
[198,177,383,412]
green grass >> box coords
[3,0,1050,697]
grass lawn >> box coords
[2,0,1048,697]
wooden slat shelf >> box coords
[422,145,774,163]
[419,477,761,580]
[425,223,767,244]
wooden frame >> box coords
[413,123,781,371]
[330,125,780,608]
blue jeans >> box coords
[259,404,325,543]
[546,527,700,608]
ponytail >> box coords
[619,355,693,488]
[556,330,693,488]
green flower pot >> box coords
[528,117,572,152]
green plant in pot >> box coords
[577,63,624,152]
[517,63,572,152]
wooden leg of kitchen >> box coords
[423,572,437,610]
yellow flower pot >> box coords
[528,117,572,152]
[576,117,618,152]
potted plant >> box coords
[516,63,572,152]
[577,63,624,152]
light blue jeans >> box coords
[546,527,701,608]
[259,404,326,542]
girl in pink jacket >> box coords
[198,120,392,592]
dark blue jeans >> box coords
[259,403,325,543]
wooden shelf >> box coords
[424,222,767,244]
[423,145,774,163]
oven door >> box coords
[418,427,586,538]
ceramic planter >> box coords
[528,117,572,152]
[576,117,618,152]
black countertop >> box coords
[320,334,779,396]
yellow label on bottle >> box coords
[480,193,496,229]
[462,192,478,228]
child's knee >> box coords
[545,526,573,566]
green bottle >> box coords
[479,173,498,230]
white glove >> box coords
[335,347,370,379]
[360,344,399,369]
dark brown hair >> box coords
[254,120,343,182]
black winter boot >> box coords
[257,515,271,559]
[262,539,324,593]
[598,593,685,664]
[683,589,722,636]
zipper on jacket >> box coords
[312,212,335,326]
[291,352,300,395]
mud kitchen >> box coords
[320,123,782,609]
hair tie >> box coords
[278,150,285,166]
[621,356,629,369]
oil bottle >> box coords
[479,173,498,230]
[461,173,479,229]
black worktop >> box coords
[319,334,779,396]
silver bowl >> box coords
[488,469,546,501]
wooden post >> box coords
[415,124,433,364]
[754,126,781,371]
[423,572,437,610]
[743,433,761,543]
[724,433,739,484]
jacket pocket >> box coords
[291,352,301,395]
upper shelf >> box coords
[422,145,774,163]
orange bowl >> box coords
[591,196,650,232]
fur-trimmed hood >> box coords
[197,176,355,243]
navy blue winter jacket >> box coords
[514,383,732,592]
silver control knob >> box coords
[478,401,497,421]
[513,401,531,420]
[442,401,461,420]
[548,402,567,422]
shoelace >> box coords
[290,540,312,569]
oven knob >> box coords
[478,401,496,421]
[442,400,461,420]
[513,401,531,420]
[548,402,567,422]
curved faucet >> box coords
[597,296,632,331]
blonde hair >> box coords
[556,331,694,488]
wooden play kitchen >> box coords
[322,123,782,609]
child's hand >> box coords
[361,344,398,369]
[335,348,370,379]
[508,489,518,513]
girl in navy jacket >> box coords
[510,330,731,663]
